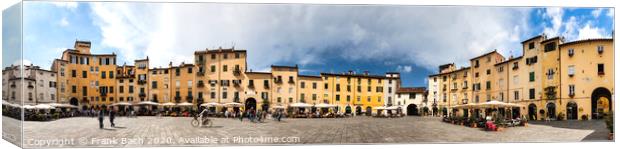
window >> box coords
[300,82,305,88]
[486,81,491,90]
[222,91,227,99]
[336,84,340,92]
[211,54,216,59]
[101,72,106,79]
[82,86,87,96]
[109,71,114,78]
[129,86,134,93]
[175,68,180,76]
[223,53,228,59]
[598,64,604,75]
[514,91,519,100]
[569,84,575,97]
[529,72,535,82]
[312,82,317,89]
[528,42,535,49]
[568,48,574,56]
[152,81,158,89]
[547,69,554,80]
[526,56,538,65]
[336,95,340,101]
[82,71,87,78]
[235,53,240,58]
[187,67,192,73]
[512,62,519,70]
[72,86,77,93]
[486,69,490,75]
[544,42,556,52]
[223,65,228,72]
[529,88,535,99]
[568,65,575,77]
[597,45,604,54]
[119,86,124,93]
[210,65,216,72]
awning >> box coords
[160,102,176,106]
[136,101,159,106]
[314,103,337,108]
[224,102,243,107]
[111,102,132,106]
[289,102,312,108]
[200,102,221,107]
[176,102,194,106]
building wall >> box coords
[559,39,614,120]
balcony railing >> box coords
[174,96,181,102]
[233,68,241,76]
[100,91,108,97]
[197,82,205,88]
[288,79,295,84]
[274,78,283,84]
[248,83,255,89]
[197,71,205,76]
[137,80,147,85]
[264,84,269,89]
[139,92,146,97]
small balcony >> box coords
[10,83,16,88]
[197,81,205,88]
[288,79,295,84]
[248,83,255,89]
[137,80,147,85]
[233,68,241,76]
[233,80,241,87]
[100,91,108,97]
[27,84,34,89]
[512,66,519,70]
[139,92,146,98]
[274,78,283,84]
[186,95,193,101]
[174,96,181,102]
[197,71,205,76]
[264,84,269,89]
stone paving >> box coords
[1,116,602,148]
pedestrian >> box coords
[109,107,116,127]
[239,110,244,122]
[98,108,105,129]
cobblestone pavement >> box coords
[529,120,612,141]
[2,116,601,148]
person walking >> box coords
[239,110,244,122]
[109,107,116,127]
[98,108,105,129]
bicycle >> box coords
[191,114,213,127]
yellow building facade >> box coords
[51,42,401,114]
[427,35,614,120]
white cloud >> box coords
[52,2,78,11]
[88,3,532,71]
[542,7,563,37]
[592,8,603,18]
[396,65,413,73]
[59,17,69,27]
[577,22,608,40]
[607,9,614,18]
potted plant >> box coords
[557,112,565,121]
[581,114,589,121]
[469,116,477,128]
[605,112,614,140]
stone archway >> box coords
[528,103,537,120]
[356,106,362,115]
[366,106,372,116]
[566,102,578,120]
[70,97,79,106]
[546,102,556,119]
[245,98,257,111]
[591,87,612,119]
[406,104,418,116]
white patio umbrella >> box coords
[49,103,78,108]
[374,106,387,110]
[200,102,221,107]
[272,105,286,109]
[34,104,55,109]
[111,102,132,106]
[314,103,337,108]
[480,100,511,108]
[176,102,194,107]
[160,102,176,106]
[23,105,35,109]
[289,102,312,108]
[385,106,400,110]
[224,102,243,107]
[136,101,159,106]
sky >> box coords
[3,2,614,87]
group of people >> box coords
[96,107,117,129]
